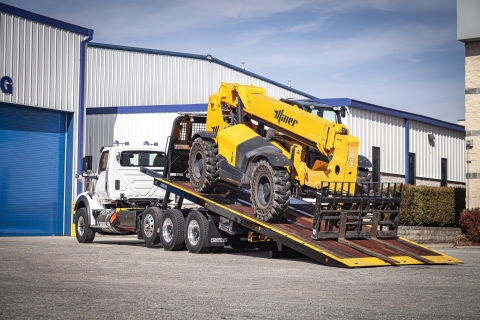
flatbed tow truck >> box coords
[139,112,462,268]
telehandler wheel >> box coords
[75,208,95,243]
[184,210,211,253]
[141,207,162,246]
[160,209,185,251]
[188,137,219,193]
[250,159,291,222]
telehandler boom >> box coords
[188,83,360,221]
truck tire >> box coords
[188,137,219,193]
[250,159,291,222]
[209,246,223,253]
[184,210,211,253]
[141,207,162,245]
[75,207,95,243]
[160,209,185,251]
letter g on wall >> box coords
[1,76,13,94]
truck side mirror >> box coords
[82,156,93,172]
[340,108,346,118]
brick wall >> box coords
[465,40,480,208]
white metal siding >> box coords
[0,12,82,111]
[85,114,116,170]
[343,107,405,175]
[410,120,465,182]
[85,47,307,108]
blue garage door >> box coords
[0,104,66,235]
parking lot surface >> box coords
[1,236,479,319]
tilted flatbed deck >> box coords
[152,176,463,268]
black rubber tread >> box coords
[250,159,291,222]
[188,137,219,193]
[160,209,185,251]
[184,210,211,254]
[75,207,95,243]
[209,246,224,253]
[141,207,162,245]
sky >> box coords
[4,0,465,124]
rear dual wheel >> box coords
[184,210,212,253]
[160,209,185,251]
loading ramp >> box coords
[147,170,463,268]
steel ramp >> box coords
[150,177,463,268]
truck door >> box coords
[95,150,109,198]
[112,150,166,199]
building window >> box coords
[409,153,416,185]
[372,147,380,182]
[441,158,447,187]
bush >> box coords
[399,185,464,227]
[459,209,480,243]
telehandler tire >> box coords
[188,137,219,193]
[250,159,291,222]
[75,208,95,243]
[141,207,162,246]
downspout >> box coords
[405,119,410,184]
[77,29,94,195]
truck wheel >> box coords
[142,207,162,245]
[75,208,95,243]
[184,210,211,253]
[160,209,185,251]
[250,159,291,222]
[188,137,219,193]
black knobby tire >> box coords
[250,159,291,222]
[184,210,211,253]
[141,207,162,245]
[188,137,219,193]
[160,209,185,251]
[75,207,95,243]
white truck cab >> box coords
[74,144,168,242]
[94,145,166,201]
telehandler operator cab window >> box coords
[308,108,339,124]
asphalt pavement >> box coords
[1,236,479,319]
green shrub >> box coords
[458,209,480,243]
[399,185,464,227]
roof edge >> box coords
[0,3,92,36]
[312,98,465,132]
[88,42,317,100]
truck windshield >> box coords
[120,151,165,167]
[308,108,339,124]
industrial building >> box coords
[0,3,466,236]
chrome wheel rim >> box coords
[143,213,155,238]
[187,219,200,246]
[77,215,85,236]
[162,217,174,243]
